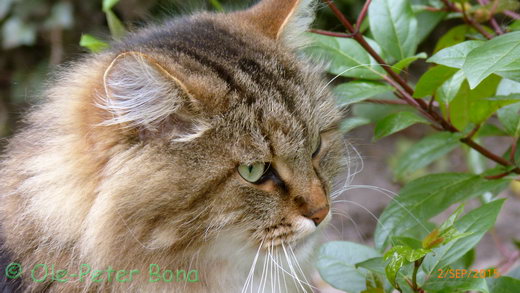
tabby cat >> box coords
[0,0,346,292]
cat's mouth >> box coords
[259,215,324,248]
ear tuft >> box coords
[99,52,209,142]
[237,0,316,48]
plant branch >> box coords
[440,0,494,39]
[411,257,425,292]
[321,0,520,175]
[308,29,354,38]
[504,10,520,20]
[356,0,372,30]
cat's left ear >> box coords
[100,52,210,142]
[236,0,315,47]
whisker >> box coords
[331,210,365,242]
[332,185,431,234]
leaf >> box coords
[414,66,458,98]
[340,117,371,133]
[79,34,109,53]
[497,103,520,137]
[209,0,224,11]
[106,10,126,39]
[497,59,520,83]
[428,40,484,68]
[433,25,474,53]
[448,75,502,130]
[305,34,385,79]
[374,112,429,140]
[356,257,386,275]
[436,70,465,105]
[384,245,430,288]
[463,31,520,89]
[334,81,393,106]
[316,241,381,293]
[368,0,418,60]
[496,78,520,137]
[423,199,505,275]
[488,276,520,293]
[374,173,509,249]
[415,10,447,43]
[395,132,462,177]
[423,277,489,293]
[102,0,120,12]
[392,52,427,73]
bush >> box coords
[305,0,520,292]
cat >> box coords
[0,0,346,292]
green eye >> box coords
[238,162,266,183]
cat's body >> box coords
[0,1,345,292]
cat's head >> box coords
[92,0,345,256]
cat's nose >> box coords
[304,205,330,226]
[296,178,329,226]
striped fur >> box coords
[0,1,345,292]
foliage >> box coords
[307,0,520,292]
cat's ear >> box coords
[100,52,209,142]
[237,0,315,47]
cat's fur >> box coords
[0,0,345,292]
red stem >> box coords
[356,0,372,30]
[308,29,354,38]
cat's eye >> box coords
[312,135,322,158]
[238,162,266,183]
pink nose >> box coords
[303,205,329,226]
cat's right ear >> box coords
[100,52,210,142]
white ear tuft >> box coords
[279,0,317,49]
[99,52,209,141]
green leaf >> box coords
[395,132,462,177]
[433,25,474,53]
[497,59,520,83]
[335,81,393,106]
[488,276,520,293]
[106,10,126,40]
[415,10,447,43]
[423,277,489,293]
[374,174,509,249]
[497,103,520,137]
[368,0,418,60]
[305,34,385,79]
[356,257,386,275]
[383,245,430,288]
[340,117,372,133]
[448,75,502,130]
[209,0,224,12]
[374,112,429,140]
[496,79,520,137]
[79,34,109,53]
[423,199,505,275]
[436,70,465,105]
[497,78,520,96]
[316,241,381,293]
[510,20,520,31]
[428,40,484,68]
[463,31,520,89]
[414,66,458,98]
[102,0,120,12]
[392,52,427,73]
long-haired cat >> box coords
[0,0,345,292]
